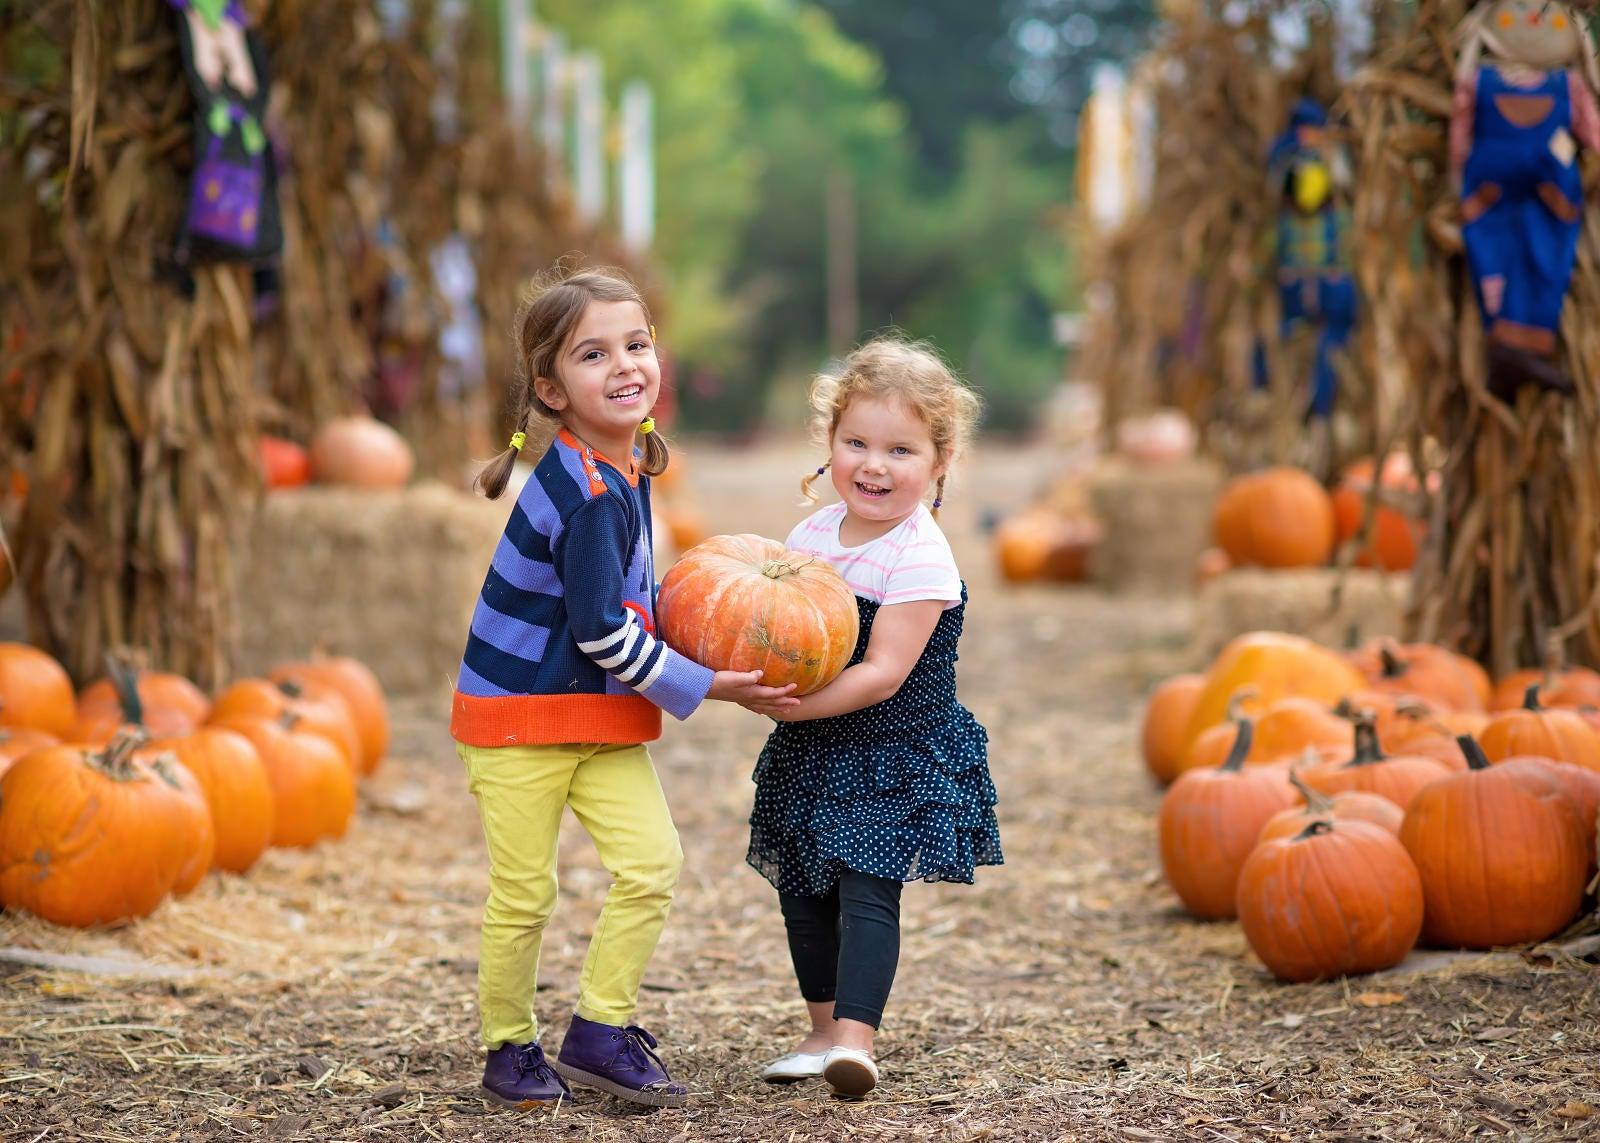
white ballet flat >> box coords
[822,1046,878,1097]
[759,1049,828,1083]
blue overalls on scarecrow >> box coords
[1460,66,1583,393]
[1257,100,1357,420]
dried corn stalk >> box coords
[1346,0,1600,673]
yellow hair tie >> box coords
[508,431,526,452]
[650,324,657,342]
[638,418,655,436]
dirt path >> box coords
[2,443,1596,1141]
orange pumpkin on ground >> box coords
[0,728,57,778]
[74,667,211,744]
[1490,637,1600,711]
[1158,720,1298,920]
[0,732,207,926]
[1330,454,1426,572]
[210,678,362,775]
[270,654,389,776]
[1346,640,1485,712]
[144,753,216,896]
[1182,695,1349,774]
[1400,737,1588,949]
[0,642,76,737]
[1477,685,1600,772]
[1300,716,1453,811]
[1237,818,1423,981]
[149,729,275,874]
[211,716,356,848]
[308,416,414,489]
[657,534,859,695]
[1257,769,1404,843]
[1488,752,1600,869]
[1181,632,1366,755]
[1140,674,1205,785]
[1212,467,1335,569]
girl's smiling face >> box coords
[829,396,947,533]
[533,299,660,459]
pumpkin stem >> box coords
[1378,643,1408,680]
[1224,687,1258,723]
[1456,734,1493,771]
[99,727,151,779]
[1523,683,1545,712]
[1220,718,1255,772]
[760,556,814,580]
[1348,713,1387,767]
[1288,766,1333,813]
[1293,819,1335,842]
[106,650,144,727]
[278,678,305,701]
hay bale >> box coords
[1087,456,1224,593]
[1192,567,1409,662]
[231,482,506,696]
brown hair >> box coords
[475,263,670,499]
[799,336,982,517]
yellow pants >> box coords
[458,740,683,1049]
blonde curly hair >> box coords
[800,337,982,517]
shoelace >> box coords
[613,1025,672,1079]
[515,1044,566,1090]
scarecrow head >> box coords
[1457,0,1600,87]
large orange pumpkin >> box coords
[308,416,414,489]
[1257,769,1404,842]
[211,715,356,848]
[74,667,212,745]
[1140,673,1205,785]
[144,754,216,896]
[1400,737,1588,949]
[1477,685,1600,772]
[270,654,389,776]
[1330,454,1426,572]
[1237,819,1423,981]
[1489,752,1600,870]
[1212,467,1335,569]
[1490,637,1600,711]
[1182,632,1366,754]
[1347,640,1485,712]
[210,678,362,775]
[148,729,275,874]
[1182,694,1349,774]
[657,534,858,695]
[993,509,1099,584]
[1158,720,1298,920]
[0,732,204,926]
[1300,717,1453,811]
[0,642,76,737]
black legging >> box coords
[778,871,903,1028]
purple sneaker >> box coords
[481,1040,575,1109]
[552,1014,688,1108]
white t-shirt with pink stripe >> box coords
[785,502,963,610]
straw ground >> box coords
[2,442,1596,1141]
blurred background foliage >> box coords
[513,0,1157,433]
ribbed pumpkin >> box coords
[1257,769,1404,843]
[1400,738,1588,949]
[1158,721,1298,920]
[1478,685,1600,771]
[0,728,57,778]
[1182,695,1349,774]
[1300,716,1453,810]
[1237,819,1423,981]
[0,642,76,737]
[148,729,275,874]
[1346,640,1484,712]
[1488,752,1600,870]
[1490,637,1600,711]
[144,753,216,896]
[0,732,206,926]
[1330,454,1426,572]
[1212,467,1335,569]
[1182,632,1366,754]
[657,534,858,695]
[74,666,212,744]
[211,715,356,848]
[210,678,362,775]
[270,654,389,776]
[1140,674,1205,785]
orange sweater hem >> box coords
[450,691,662,746]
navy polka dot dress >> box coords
[746,586,1004,898]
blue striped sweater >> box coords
[450,429,715,746]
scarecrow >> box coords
[169,0,282,288]
[1265,98,1358,422]
[1453,0,1599,401]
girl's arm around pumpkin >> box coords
[743,599,944,721]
